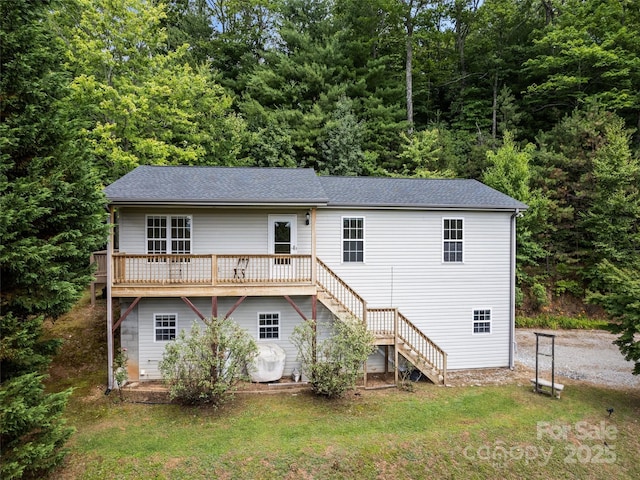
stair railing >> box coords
[397,312,447,384]
[316,258,366,323]
[315,258,446,384]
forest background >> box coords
[50,0,640,313]
[2,1,640,477]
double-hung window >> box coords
[473,309,491,334]
[443,218,463,263]
[342,217,364,263]
[258,312,280,340]
[146,215,192,255]
[155,314,177,341]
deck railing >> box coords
[90,251,108,279]
[366,308,396,336]
[111,253,312,285]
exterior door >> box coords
[268,215,297,280]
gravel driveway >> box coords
[515,328,640,389]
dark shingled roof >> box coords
[104,166,328,205]
[319,176,528,210]
[104,165,527,210]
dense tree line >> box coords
[2,0,639,475]
[48,0,638,306]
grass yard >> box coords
[45,295,640,479]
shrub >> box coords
[531,282,549,309]
[516,314,609,330]
[159,318,257,406]
[291,319,375,398]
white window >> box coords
[473,309,491,334]
[155,314,177,341]
[258,312,280,340]
[342,217,364,262]
[146,215,192,254]
[443,218,463,262]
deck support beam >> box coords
[181,297,206,321]
[284,295,308,321]
[112,297,141,332]
[212,296,218,318]
[224,296,247,319]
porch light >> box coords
[305,211,310,225]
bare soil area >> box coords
[447,328,640,390]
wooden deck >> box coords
[93,252,448,385]
[92,252,316,297]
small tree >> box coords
[291,319,375,398]
[588,260,640,375]
[159,318,257,406]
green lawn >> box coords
[46,296,640,479]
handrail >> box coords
[397,311,447,383]
[110,253,312,285]
[90,250,108,277]
[314,260,446,383]
[316,258,366,322]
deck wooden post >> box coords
[311,208,317,285]
[106,206,115,390]
[212,296,218,319]
[211,254,216,286]
[394,309,399,386]
[384,346,389,375]
[90,252,96,306]
[363,359,368,388]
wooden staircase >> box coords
[316,259,447,385]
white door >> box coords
[268,215,297,280]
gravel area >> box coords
[515,328,640,389]
[446,328,640,390]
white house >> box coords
[96,166,527,388]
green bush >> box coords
[554,279,583,297]
[516,314,609,330]
[531,282,549,309]
[159,318,257,406]
[292,319,375,398]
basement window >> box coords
[155,314,177,341]
[258,312,280,340]
[473,309,491,334]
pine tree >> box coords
[0,1,107,477]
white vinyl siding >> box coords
[119,206,513,371]
[132,297,334,379]
[316,208,512,369]
[119,208,311,256]
[342,217,364,263]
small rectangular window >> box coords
[473,309,491,334]
[342,217,364,262]
[443,218,463,262]
[155,314,177,341]
[258,312,280,340]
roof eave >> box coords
[323,203,529,211]
[107,199,329,208]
